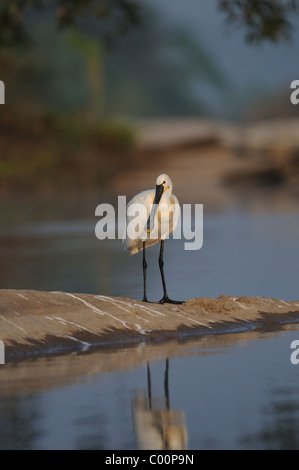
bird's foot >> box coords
[159,296,185,305]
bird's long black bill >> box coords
[147,184,164,233]
[153,184,164,205]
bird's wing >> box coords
[123,189,155,254]
[127,189,154,210]
[170,194,181,233]
[158,193,181,240]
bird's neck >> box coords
[161,191,172,204]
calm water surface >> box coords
[1,327,299,449]
[0,210,299,449]
[0,211,299,301]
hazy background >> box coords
[1,1,299,122]
[2,2,299,451]
[143,0,299,118]
[0,0,299,300]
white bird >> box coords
[124,174,184,304]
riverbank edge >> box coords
[1,289,299,360]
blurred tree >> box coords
[0,8,227,118]
[104,8,227,116]
[0,22,90,116]
[69,32,104,122]
[0,0,298,50]
[218,0,298,43]
[0,0,140,49]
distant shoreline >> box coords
[1,117,299,212]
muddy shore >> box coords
[1,289,299,359]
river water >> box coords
[0,209,299,449]
[0,211,299,301]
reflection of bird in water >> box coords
[124,174,184,304]
[133,359,188,450]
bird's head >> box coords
[155,174,173,194]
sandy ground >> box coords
[1,289,299,359]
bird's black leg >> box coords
[147,362,152,410]
[142,242,148,302]
[158,240,168,300]
[164,358,170,409]
[158,240,185,304]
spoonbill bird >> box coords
[124,174,184,304]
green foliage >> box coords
[0,0,140,49]
[0,109,136,193]
[0,150,57,181]
[0,10,227,118]
[0,21,90,115]
[45,113,136,150]
[92,120,136,150]
[218,0,298,43]
[0,0,298,50]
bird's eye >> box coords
[163,181,166,185]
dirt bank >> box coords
[114,117,299,213]
[1,289,299,359]
[2,115,299,206]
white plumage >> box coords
[124,174,184,304]
[124,174,180,254]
